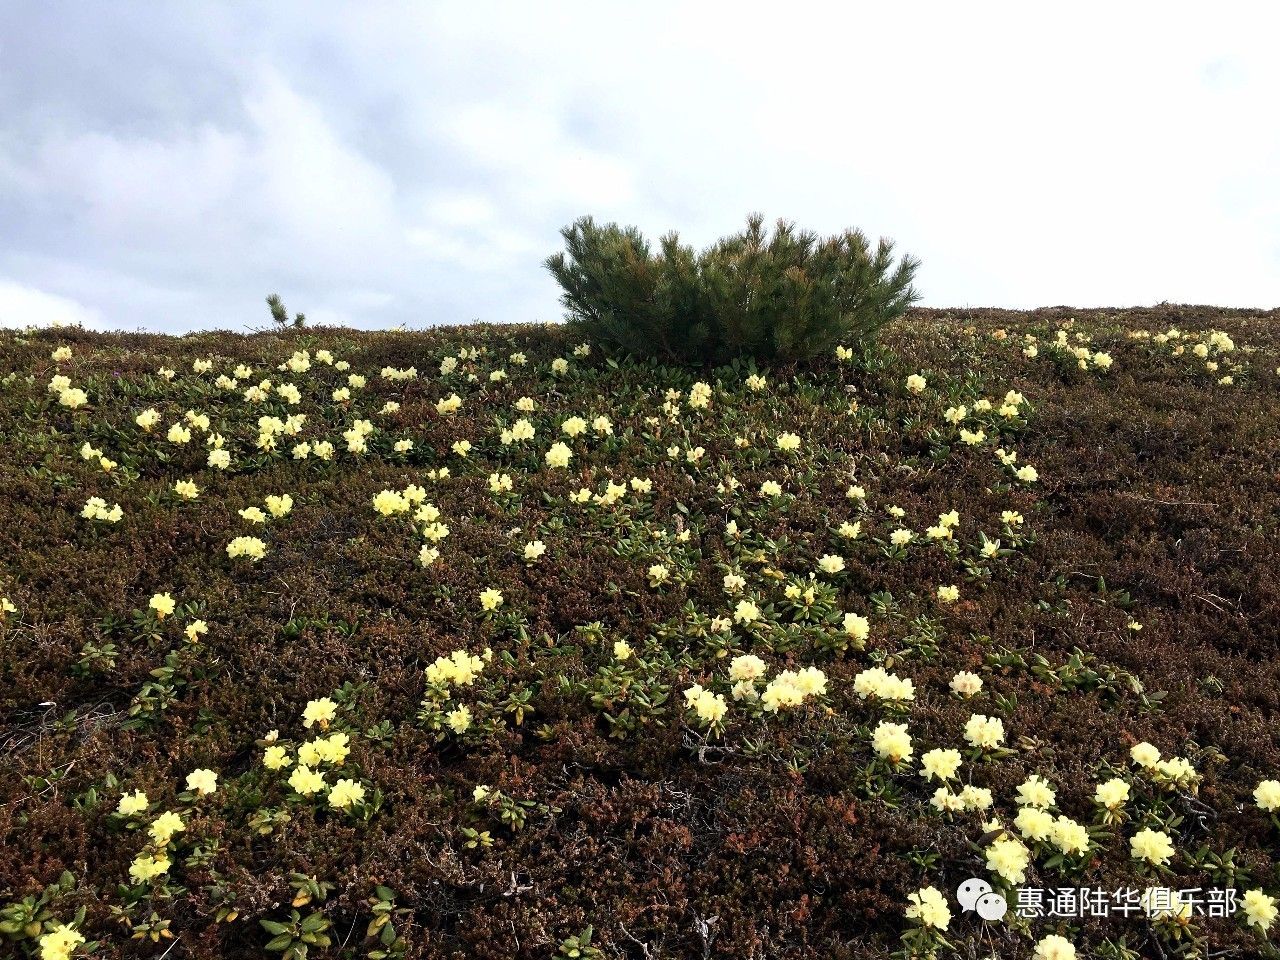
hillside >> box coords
[2,306,1279,959]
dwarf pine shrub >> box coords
[545,213,919,364]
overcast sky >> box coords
[1,2,1277,332]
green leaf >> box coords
[300,913,328,934]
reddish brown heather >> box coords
[0,306,1277,958]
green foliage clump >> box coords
[545,213,919,364]
[266,293,306,329]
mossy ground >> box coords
[2,306,1278,958]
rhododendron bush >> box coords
[1,306,1278,959]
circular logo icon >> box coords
[956,877,993,911]
[975,891,1009,921]
[956,878,1008,921]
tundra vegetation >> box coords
[2,304,1279,959]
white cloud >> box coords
[0,2,1277,331]
[0,280,103,329]
[445,102,637,212]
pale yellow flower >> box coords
[905,885,951,930]
[1131,828,1175,865]
[1033,933,1076,960]
[1243,889,1277,931]
[302,697,337,729]
[149,592,176,619]
[328,778,366,809]
[116,789,149,816]
[185,768,218,795]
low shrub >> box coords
[545,213,920,364]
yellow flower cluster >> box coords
[328,778,366,809]
[148,810,186,845]
[842,612,870,644]
[302,697,337,729]
[226,536,267,561]
[872,720,913,764]
[1033,934,1076,960]
[58,386,89,408]
[929,784,992,813]
[728,654,766,682]
[265,493,293,517]
[263,745,291,770]
[919,748,962,782]
[149,592,176,618]
[964,714,1005,749]
[426,649,485,688]
[925,510,961,540]
[683,685,728,727]
[79,442,116,472]
[759,667,827,711]
[298,732,351,767]
[38,923,85,960]
[445,704,472,734]
[81,496,123,523]
[905,885,951,930]
[343,418,374,453]
[1129,742,1200,791]
[817,554,845,574]
[372,489,411,516]
[1094,777,1130,810]
[289,765,326,795]
[1130,827,1175,865]
[985,830,1031,883]
[853,666,915,702]
[688,381,713,409]
[116,789,149,816]
[501,417,536,444]
[185,768,218,795]
[545,441,573,468]
[1016,774,1056,808]
[1256,779,1280,811]
[1243,889,1277,931]
[128,853,172,883]
[949,671,982,696]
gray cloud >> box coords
[1,2,1277,331]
